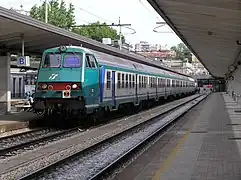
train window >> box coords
[139,76,141,88]
[145,77,147,88]
[63,52,82,68]
[129,74,132,88]
[125,74,128,88]
[141,76,145,88]
[106,71,111,89]
[167,79,170,87]
[162,79,166,88]
[132,75,135,88]
[85,57,91,68]
[172,80,175,87]
[149,77,151,88]
[121,74,125,88]
[141,76,144,88]
[117,73,121,89]
[86,55,97,68]
[42,53,61,68]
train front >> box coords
[33,46,85,117]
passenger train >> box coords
[33,45,197,120]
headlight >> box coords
[42,84,47,89]
[72,84,77,89]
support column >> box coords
[0,52,11,114]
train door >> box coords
[112,71,116,108]
[85,54,100,105]
[135,74,138,105]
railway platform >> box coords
[114,92,241,180]
[0,111,38,134]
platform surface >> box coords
[114,92,241,180]
[0,111,37,133]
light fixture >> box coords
[228,65,236,72]
[59,45,67,52]
[42,84,47,89]
[72,84,77,89]
[229,75,234,81]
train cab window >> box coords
[63,52,82,68]
[117,73,121,89]
[86,55,97,68]
[122,74,125,88]
[125,74,128,88]
[106,71,111,89]
[42,53,61,68]
[141,76,144,88]
[129,74,132,88]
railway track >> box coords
[0,127,84,160]
[13,94,208,180]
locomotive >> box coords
[33,45,197,120]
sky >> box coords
[0,0,182,47]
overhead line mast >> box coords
[72,17,131,50]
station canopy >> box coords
[148,0,241,77]
[0,6,130,56]
[0,6,193,78]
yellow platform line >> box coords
[152,128,192,180]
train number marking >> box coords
[49,73,59,80]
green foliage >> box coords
[171,43,192,63]
[72,22,125,43]
[29,0,125,43]
[30,0,75,30]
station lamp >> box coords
[228,65,236,72]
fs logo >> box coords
[49,73,59,80]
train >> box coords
[33,45,197,120]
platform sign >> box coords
[17,56,30,67]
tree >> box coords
[171,43,192,63]
[72,21,125,43]
[30,0,75,30]
[29,0,125,44]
